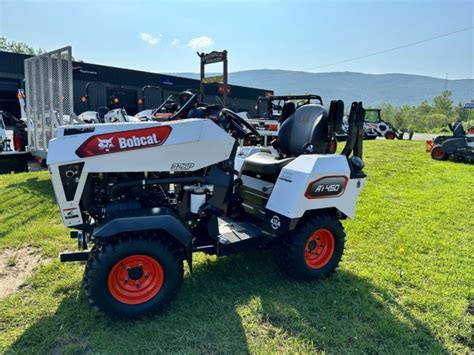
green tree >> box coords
[432,90,453,117]
[424,112,450,131]
[399,105,415,130]
[0,37,46,55]
[453,102,469,122]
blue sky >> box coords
[0,0,472,79]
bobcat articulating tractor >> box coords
[48,99,367,317]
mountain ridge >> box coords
[170,70,473,106]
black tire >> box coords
[385,131,397,140]
[431,145,448,161]
[272,214,345,280]
[84,236,183,318]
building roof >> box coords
[0,51,273,100]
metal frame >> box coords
[24,46,74,158]
[198,50,228,108]
[256,94,324,118]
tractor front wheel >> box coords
[84,236,183,317]
[431,145,448,160]
[273,214,345,280]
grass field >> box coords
[0,140,473,354]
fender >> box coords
[93,207,193,267]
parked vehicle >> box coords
[429,104,474,163]
[0,114,30,174]
[430,122,474,163]
[0,114,9,152]
[362,109,413,140]
[244,95,348,145]
[48,96,366,317]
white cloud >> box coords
[171,38,180,46]
[187,36,214,51]
[139,32,161,45]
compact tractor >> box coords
[49,96,367,317]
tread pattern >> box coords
[83,234,183,317]
[272,213,346,280]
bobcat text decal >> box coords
[75,126,172,157]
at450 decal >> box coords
[305,176,348,199]
[75,126,172,158]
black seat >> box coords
[279,102,296,123]
[241,104,329,180]
[97,106,109,123]
[240,153,294,180]
[449,122,466,136]
[328,100,344,134]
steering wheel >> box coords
[220,108,261,140]
[170,94,198,120]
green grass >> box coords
[0,140,473,354]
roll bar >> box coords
[341,101,365,159]
[152,95,175,115]
[169,93,198,120]
[256,94,324,117]
[141,85,164,108]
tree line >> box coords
[370,91,473,133]
[0,37,46,56]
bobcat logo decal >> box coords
[97,137,114,152]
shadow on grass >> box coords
[8,252,447,353]
[4,177,56,204]
[0,178,56,239]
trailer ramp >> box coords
[24,47,74,159]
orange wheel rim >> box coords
[433,147,443,159]
[107,255,164,305]
[304,228,335,269]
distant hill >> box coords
[171,70,473,107]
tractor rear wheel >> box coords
[431,145,448,160]
[84,236,183,317]
[272,214,345,280]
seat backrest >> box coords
[341,101,365,157]
[97,107,109,121]
[327,100,344,134]
[450,122,465,136]
[278,104,328,156]
[279,102,296,123]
